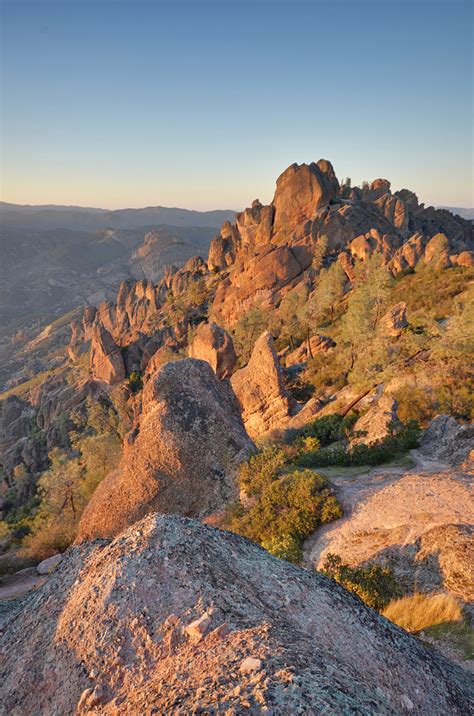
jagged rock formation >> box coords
[351,395,400,446]
[231,332,296,438]
[207,162,472,324]
[188,322,236,379]
[62,158,472,385]
[77,359,254,540]
[2,514,472,715]
[89,324,126,384]
[420,415,474,467]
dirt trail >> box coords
[0,570,47,602]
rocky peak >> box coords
[89,323,126,385]
[231,331,296,438]
[272,160,340,242]
[368,178,391,199]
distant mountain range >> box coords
[0,201,237,347]
[437,206,474,220]
[0,202,238,231]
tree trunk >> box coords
[340,386,373,417]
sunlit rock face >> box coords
[188,322,237,379]
[76,358,254,541]
[231,331,296,439]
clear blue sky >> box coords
[1,0,473,209]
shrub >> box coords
[295,419,421,468]
[322,554,400,611]
[261,534,303,563]
[382,593,463,632]
[227,452,342,564]
[302,414,357,446]
[129,370,143,393]
[21,519,74,561]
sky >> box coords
[1,0,473,210]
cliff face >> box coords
[2,514,472,715]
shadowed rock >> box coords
[421,415,474,467]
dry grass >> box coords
[382,592,463,633]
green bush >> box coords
[302,413,357,446]
[227,449,343,564]
[322,554,400,611]
[295,419,421,468]
[129,370,143,393]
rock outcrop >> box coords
[351,395,400,446]
[2,514,472,715]
[379,302,408,337]
[77,359,254,540]
[89,324,126,384]
[272,160,340,242]
[306,466,473,602]
[231,332,296,439]
[420,415,474,467]
[188,322,236,379]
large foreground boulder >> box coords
[1,514,472,715]
[231,332,296,439]
[77,359,254,541]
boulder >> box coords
[37,553,62,575]
[307,469,473,601]
[420,415,474,467]
[451,250,474,268]
[2,514,472,714]
[351,395,400,446]
[379,302,408,337]
[77,358,254,541]
[188,322,236,379]
[424,233,452,268]
[89,324,126,384]
[231,332,296,438]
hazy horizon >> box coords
[1,0,473,210]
